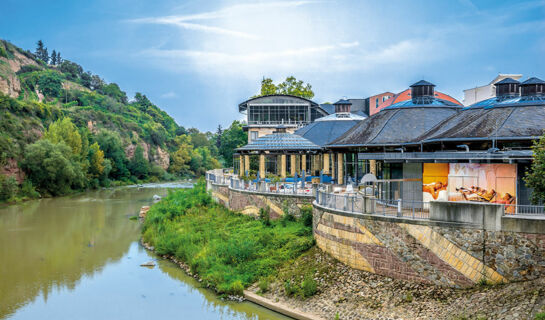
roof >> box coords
[315,112,366,122]
[489,74,523,85]
[377,89,462,110]
[419,99,545,143]
[410,80,435,87]
[495,77,520,85]
[347,99,367,113]
[296,119,361,146]
[320,103,335,114]
[329,106,461,147]
[238,94,318,112]
[334,99,352,105]
[237,132,321,152]
[521,77,545,85]
[384,97,461,110]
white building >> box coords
[463,74,522,106]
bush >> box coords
[259,206,271,226]
[19,179,40,198]
[535,312,545,320]
[300,204,313,227]
[0,175,18,201]
[302,274,317,297]
[258,277,270,293]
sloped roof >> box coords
[329,106,461,147]
[411,80,435,87]
[237,132,320,152]
[377,89,462,110]
[296,119,362,147]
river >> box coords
[0,183,289,320]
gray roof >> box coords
[418,105,545,142]
[329,106,461,147]
[237,132,320,152]
[495,77,520,85]
[348,99,367,114]
[295,119,361,147]
[319,103,335,114]
[521,77,545,85]
[411,80,435,87]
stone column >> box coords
[301,154,306,173]
[280,154,286,178]
[323,153,330,174]
[244,155,250,174]
[331,154,336,179]
[259,154,265,179]
[290,154,296,176]
[239,156,244,177]
[370,160,376,176]
[337,153,344,185]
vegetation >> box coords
[257,76,314,99]
[142,180,315,295]
[525,133,545,204]
[0,39,247,202]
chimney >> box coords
[520,77,545,97]
[410,80,435,100]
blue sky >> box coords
[1,0,544,131]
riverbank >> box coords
[247,246,545,320]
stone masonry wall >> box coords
[313,204,545,288]
[229,188,314,219]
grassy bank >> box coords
[142,180,315,295]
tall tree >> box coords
[43,47,49,64]
[219,121,247,163]
[56,51,62,65]
[50,50,57,65]
[216,125,223,149]
[260,77,277,96]
[525,133,545,204]
[257,76,314,99]
[35,40,46,62]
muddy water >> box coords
[0,183,289,320]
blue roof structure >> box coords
[296,118,362,147]
[384,97,461,110]
[410,80,435,87]
[237,132,320,152]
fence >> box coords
[315,190,430,220]
[230,177,315,196]
[504,203,545,216]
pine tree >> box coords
[216,125,223,149]
[35,40,45,61]
[56,51,62,64]
[43,47,49,64]
[51,50,57,65]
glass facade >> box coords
[248,105,309,125]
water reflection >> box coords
[0,183,288,320]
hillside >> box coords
[0,39,243,201]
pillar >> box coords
[301,154,306,173]
[337,153,344,185]
[331,154,336,179]
[370,160,376,176]
[259,154,265,179]
[323,153,330,174]
[280,154,286,178]
[244,155,250,175]
[290,154,296,176]
[239,156,244,177]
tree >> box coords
[169,135,193,176]
[0,175,18,201]
[21,140,85,195]
[88,142,105,178]
[43,47,49,64]
[219,121,247,163]
[56,51,62,65]
[95,130,129,180]
[256,76,314,99]
[50,50,57,65]
[59,60,83,81]
[37,71,63,98]
[216,125,223,149]
[44,118,83,156]
[35,40,47,62]
[525,133,545,204]
[260,77,277,96]
[128,145,149,179]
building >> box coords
[365,92,394,115]
[463,73,522,106]
[328,77,545,206]
[238,94,329,143]
[376,88,461,114]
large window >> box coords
[248,105,311,125]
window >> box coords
[375,98,379,107]
[250,131,258,142]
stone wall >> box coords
[313,203,545,288]
[229,188,314,219]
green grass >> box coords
[142,179,315,295]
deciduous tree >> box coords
[525,133,545,204]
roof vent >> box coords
[495,77,520,100]
[334,99,352,115]
[274,124,288,133]
[520,77,545,97]
[410,80,435,101]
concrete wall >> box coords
[313,202,545,287]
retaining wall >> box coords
[313,202,545,287]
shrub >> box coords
[284,279,300,296]
[259,206,271,226]
[0,175,18,201]
[300,204,313,227]
[258,277,270,293]
[302,274,317,297]
[19,179,40,198]
[535,312,545,320]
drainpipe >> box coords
[457,144,470,152]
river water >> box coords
[0,183,289,320]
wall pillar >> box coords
[323,153,330,174]
[259,154,265,179]
[301,154,306,173]
[337,153,344,185]
[290,154,296,176]
[239,156,244,177]
[370,159,376,176]
[280,154,286,178]
[331,154,336,179]
[244,155,250,175]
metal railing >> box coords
[504,204,545,216]
[230,177,315,196]
[315,190,430,220]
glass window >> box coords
[250,131,258,142]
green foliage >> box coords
[258,277,270,293]
[218,121,247,164]
[259,206,271,226]
[19,179,40,198]
[21,139,85,196]
[142,180,314,295]
[301,204,313,227]
[37,70,63,98]
[525,133,545,204]
[128,145,149,179]
[302,274,317,297]
[0,175,18,201]
[535,312,545,320]
[0,45,8,59]
[256,76,314,99]
[95,130,129,180]
[44,118,83,155]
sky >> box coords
[1,0,544,131]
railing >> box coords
[504,204,545,216]
[315,190,429,220]
[230,177,315,196]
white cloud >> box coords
[160,91,178,99]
